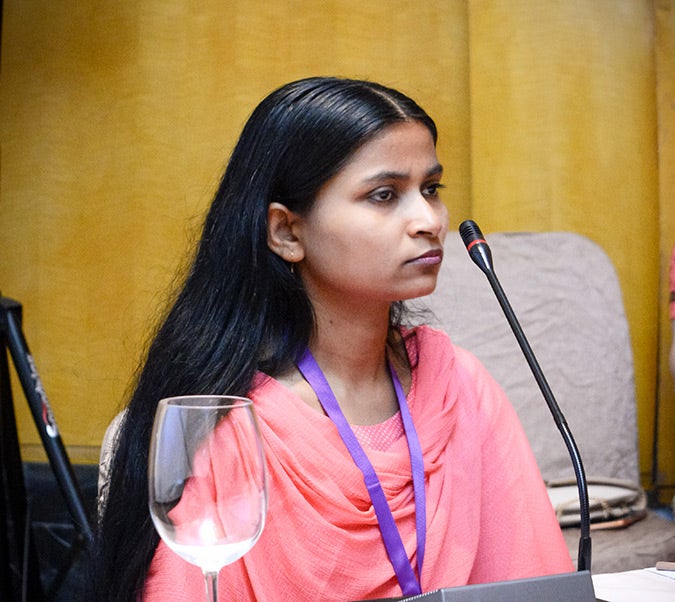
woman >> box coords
[94,77,573,601]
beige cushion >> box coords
[422,231,638,483]
[97,409,125,512]
[421,230,675,572]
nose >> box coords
[408,194,447,238]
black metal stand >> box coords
[0,295,94,601]
[459,220,592,573]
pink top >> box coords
[352,411,404,451]
[143,326,573,601]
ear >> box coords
[267,202,305,263]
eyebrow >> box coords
[362,163,444,184]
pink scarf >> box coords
[143,326,573,601]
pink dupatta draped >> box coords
[143,326,573,601]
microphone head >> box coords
[458,219,493,274]
[459,220,485,248]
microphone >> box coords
[458,220,592,573]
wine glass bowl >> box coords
[148,395,268,600]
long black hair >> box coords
[92,76,438,600]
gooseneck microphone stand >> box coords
[0,295,94,601]
[458,221,592,574]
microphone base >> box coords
[367,570,598,601]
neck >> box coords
[295,264,402,369]
[304,298,407,425]
[274,288,411,424]
[310,295,391,375]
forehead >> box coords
[356,120,435,155]
[337,121,440,178]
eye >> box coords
[368,187,397,204]
[423,182,445,198]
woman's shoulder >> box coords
[405,324,451,353]
[407,324,480,370]
[409,324,503,405]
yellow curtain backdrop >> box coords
[0,0,471,460]
[469,1,664,496]
[656,0,675,502]
[0,1,673,500]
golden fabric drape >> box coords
[0,0,673,500]
[469,1,663,494]
[656,0,675,501]
[0,0,470,460]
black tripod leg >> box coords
[0,333,45,601]
[0,297,94,546]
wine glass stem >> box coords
[203,570,218,602]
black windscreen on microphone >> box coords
[458,220,493,274]
[458,220,592,573]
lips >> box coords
[407,248,443,265]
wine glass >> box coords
[148,395,268,601]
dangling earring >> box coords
[289,250,295,275]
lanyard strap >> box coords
[297,349,426,596]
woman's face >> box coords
[294,121,448,310]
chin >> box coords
[400,282,438,301]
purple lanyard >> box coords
[297,349,426,596]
